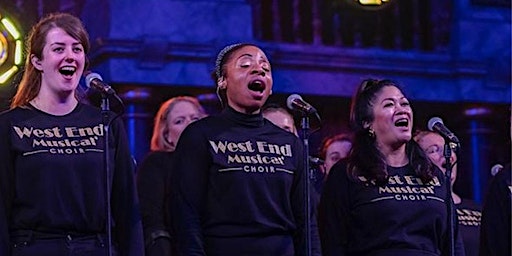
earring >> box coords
[368,128,375,138]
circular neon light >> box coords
[0,11,23,85]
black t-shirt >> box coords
[137,151,174,255]
[0,104,143,256]
[170,107,320,256]
[456,198,481,256]
[318,161,465,256]
[479,165,511,256]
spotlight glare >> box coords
[1,18,20,39]
[0,66,18,84]
[358,0,382,5]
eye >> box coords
[426,145,440,155]
[53,47,64,53]
[261,62,271,72]
[173,118,185,125]
[73,46,83,53]
[401,101,410,107]
[384,102,394,107]
[331,156,341,162]
[239,59,252,68]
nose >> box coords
[184,117,194,126]
[64,48,76,62]
[251,64,266,76]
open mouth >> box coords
[248,79,265,93]
[394,118,409,127]
[59,66,76,77]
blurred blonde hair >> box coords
[150,96,206,152]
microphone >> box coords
[85,72,116,95]
[491,164,503,176]
[309,156,324,166]
[427,117,460,145]
[286,94,317,115]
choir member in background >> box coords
[415,130,481,256]
[137,96,206,255]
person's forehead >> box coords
[233,45,266,58]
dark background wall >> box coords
[0,0,510,203]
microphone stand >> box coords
[100,93,114,256]
[299,114,312,256]
[443,142,455,256]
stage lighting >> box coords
[0,10,23,85]
[348,0,392,10]
[357,0,389,5]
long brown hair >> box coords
[11,12,90,108]
[347,79,434,184]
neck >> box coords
[379,143,408,167]
[228,103,261,115]
[31,94,78,115]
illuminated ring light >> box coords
[0,10,23,85]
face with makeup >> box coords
[32,27,86,97]
[217,45,273,114]
[366,85,413,150]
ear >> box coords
[217,77,227,90]
[31,54,43,71]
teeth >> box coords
[395,118,409,127]
[60,66,76,72]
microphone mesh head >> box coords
[286,94,302,110]
[84,72,103,88]
[491,164,504,176]
[427,117,443,132]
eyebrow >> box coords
[237,53,268,62]
[381,96,406,103]
[237,53,253,59]
[50,42,82,46]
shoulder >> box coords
[326,160,350,183]
[140,151,173,164]
[185,115,218,132]
[0,107,35,126]
[137,151,173,174]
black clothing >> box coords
[0,104,144,256]
[456,199,481,256]
[479,165,511,256]
[170,107,321,256]
[318,161,465,256]
[137,151,174,256]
